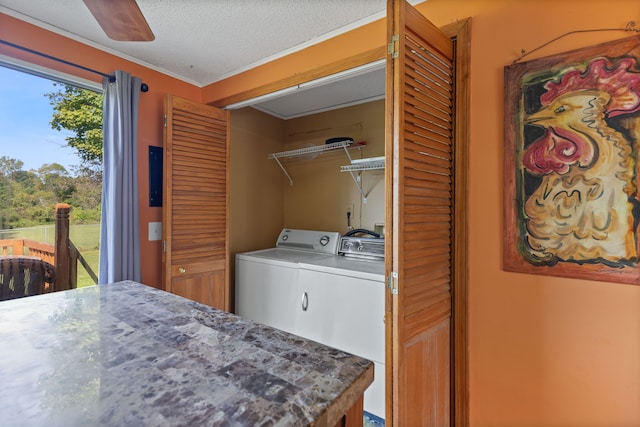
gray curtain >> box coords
[98,70,142,284]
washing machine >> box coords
[235,228,340,335]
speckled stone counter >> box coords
[0,281,373,427]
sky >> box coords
[0,65,81,174]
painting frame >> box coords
[503,34,640,285]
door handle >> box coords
[301,292,308,311]
[178,267,186,273]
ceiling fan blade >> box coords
[83,0,155,41]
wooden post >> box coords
[13,239,24,255]
[55,203,71,291]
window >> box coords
[0,62,103,287]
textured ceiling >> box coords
[0,1,425,118]
[0,0,418,87]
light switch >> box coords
[148,222,162,241]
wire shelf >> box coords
[267,140,362,160]
[340,158,385,172]
[267,140,365,186]
[340,156,385,203]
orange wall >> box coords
[206,1,640,426]
[0,14,200,288]
[417,1,640,426]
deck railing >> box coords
[0,203,98,291]
[0,239,55,264]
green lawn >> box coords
[1,224,100,288]
[76,249,99,288]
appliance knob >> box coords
[282,234,288,241]
[319,235,330,246]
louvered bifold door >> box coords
[385,1,455,425]
[163,95,230,311]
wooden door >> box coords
[163,95,230,311]
[385,1,455,425]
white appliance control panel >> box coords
[276,229,341,254]
[339,236,385,260]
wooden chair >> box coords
[0,256,56,301]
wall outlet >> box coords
[148,222,162,241]
[344,204,354,215]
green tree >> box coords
[46,84,103,165]
[68,165,102,224]
[37,163,75,202]
[0,157,28,228]
[0,156,102,228]
[45,85,103,226]
[1,83,105,231]
[6,168,42,227]
[0,156,24,177]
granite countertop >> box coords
[0,280,373,427]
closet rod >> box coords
[0,39,149,92]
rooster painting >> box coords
[518,56,640,268]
